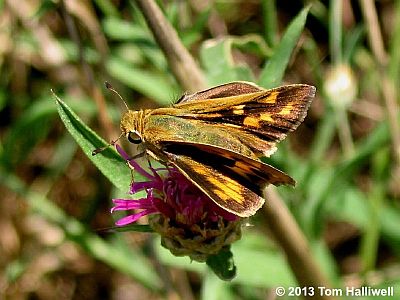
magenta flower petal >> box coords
[111,198,153,212]
[115,209,158,226]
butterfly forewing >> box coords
[177,81,264,103]
[173,84,315,157]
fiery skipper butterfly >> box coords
[115,82,315,217]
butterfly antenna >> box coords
[105,81,130,111]
[92,132,123,156]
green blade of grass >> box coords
[106,56,178,105]
[261,0,278,47]
[259,6,311,88]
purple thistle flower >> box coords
[111,144,242,261]
[111,144,238,226]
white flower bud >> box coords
[324,64,357,109]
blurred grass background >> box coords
[1,0,400,299]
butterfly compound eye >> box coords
[127,132,142,144]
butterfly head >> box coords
[120,110,145,144]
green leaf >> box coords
[0,89,6,111]
[231,233,296,287]
[323,184,369,229]
[5,259,27,283]
[60,39,100,64]
[106,56,178,105]
[103,18,149,41]
[54,92,130,191]
[206,247,236,281]
[259,6,311,88]
[155,241,206,273]
[201,271,235,300]
[200,35,269,85]
[94,0,120,17]
[380,205,400,256]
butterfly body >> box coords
[120,82,315,217]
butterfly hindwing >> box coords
[164,150,265,217]
[158,141,294,217]
[162,141,295,187]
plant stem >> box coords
[329,0,343,64]
[135,0,207,92]
[263,187,336,300]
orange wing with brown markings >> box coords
[172,84,315,157]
